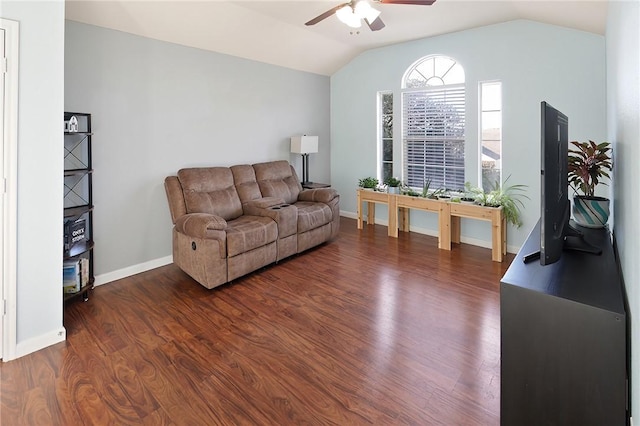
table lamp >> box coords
[290,135,318,185]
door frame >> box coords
[1,18,19,361]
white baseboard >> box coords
[94,255,173,286]
[340,211,359,220]
[14,327,66,359]
[6,256,173,360]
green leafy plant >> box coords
[427,187,446,199]
[471,177,529,228]
[421,179,432,198]
[401,184,420,197]
[358,177,379,189]
[461,182,479,202]
[384,176,402,187]
[567,140,612,197]
[437,188,452,199]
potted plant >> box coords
[473,177,529,228]
[421,179,432,198]
[437,188,452,201]
[567,140,612,228]
[384,176,402,194]
[358,177,379,191]
[427,187,445,200]
[460,182,477,204]
[401,183,420,197]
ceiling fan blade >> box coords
[305,4,348,26]
[378,0,436,5]
[366,16,386,31]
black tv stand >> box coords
[522,221,602,264]
[501,219,628,424]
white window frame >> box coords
[479,81,502,191]
[377,91,394,184]
[401,56,466,191]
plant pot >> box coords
[572,195,610,228]
[387,187,400,194]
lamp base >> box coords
[301,153,311,185]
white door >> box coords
[1,18,19,361]
[0,26,6,359]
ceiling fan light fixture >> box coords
[354,1,381,23]
[336,5,362,28]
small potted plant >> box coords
[384,176,402,194]
[460,182,477,204]
[401,183,420,197]
[427,187,445,199]
[568,140,612,228]
[358,177,379,191]
[437,188,452,201]
[421,179,432,198]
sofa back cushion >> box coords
[230,164,262,204]
[177,167,243,220]
[252,161,302,205]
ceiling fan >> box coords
[305,0,436,32]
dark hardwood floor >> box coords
[1,217,514,425]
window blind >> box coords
[402,84,465,190]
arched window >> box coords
[402,55,465,190]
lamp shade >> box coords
[290,136,319,154]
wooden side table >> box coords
[302,182,330,189]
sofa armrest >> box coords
[298,188,339,204]
[175,213,227,239]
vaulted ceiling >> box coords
[65,0,608,76]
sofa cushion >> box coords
[226,215,278,257]
[295,202,333,233]
[231,164,263,204]
[253,160,301,205]
[178,167,243,221]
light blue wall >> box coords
[65,21,330,278]
[607,0,640,417]
[331,20,606,251]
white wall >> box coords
[331,20,606,252]
[606,0,640,417]
[64,21,330,279]
[1,1,66,357]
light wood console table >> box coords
[356,189,506,262]
[356,189,397,237]
[448,202,506,262]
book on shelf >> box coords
[63,260,81,294]
[64,258,91,294]
[80,257,90,288]
[64,217,86,253]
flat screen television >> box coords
[523,101,600,265]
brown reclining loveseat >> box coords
[164,160,340,289]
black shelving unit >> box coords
[63,112,94,303]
